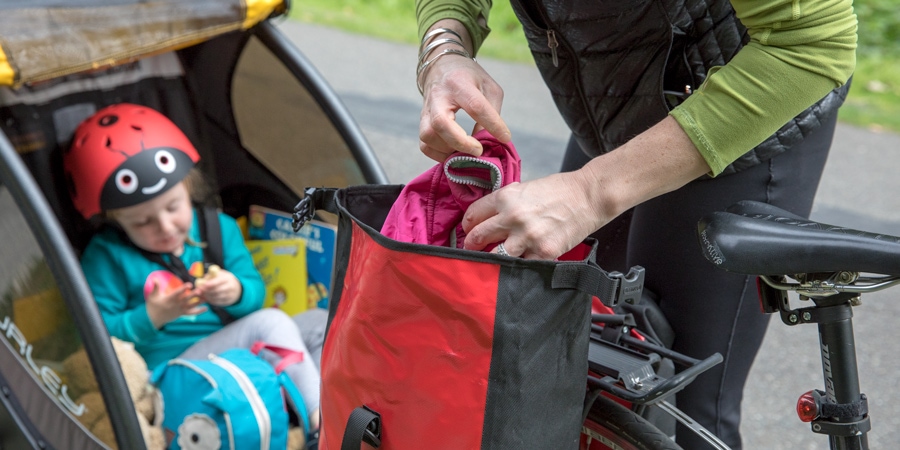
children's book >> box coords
[245,239,312,315]
[247,205,300,241]
[247,205,337,309]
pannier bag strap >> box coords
[341,406,382,450]
[552,264,645,307]
[293,187,339,232]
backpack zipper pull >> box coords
[547,30,559,67]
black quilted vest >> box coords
[509,0,849,175]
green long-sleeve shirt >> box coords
[416,0,857,175]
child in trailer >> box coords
[64,103,321,430]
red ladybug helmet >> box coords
[64,103,201,219]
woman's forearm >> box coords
[580,116,711,223]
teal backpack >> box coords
[150,344,312,450]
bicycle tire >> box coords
[580,395,682,450]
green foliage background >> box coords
[290,0,900,134]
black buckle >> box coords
[343,405,382,449]
[360,405,382,448]
[292,187,319,232]
[609,266,645,306]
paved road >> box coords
[278,19,900,449]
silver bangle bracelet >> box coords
[417,38,465,66]
[420,27,463,49]
[416,48,474,95]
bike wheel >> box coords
[580,395,682,450]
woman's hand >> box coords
[194,268,243,307]
[418,20,511,162]
[145,282,205,328]
[461,171,607,260]
[462,117,713,260]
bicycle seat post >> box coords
[802,292,870,449]
[758,276,871,449]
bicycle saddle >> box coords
[697,200,900,276]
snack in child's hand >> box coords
[194,264,221,288]
[188,261,205,279]
[143,270,183,299]
[144,270,204,306]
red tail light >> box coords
[796,390,820,422]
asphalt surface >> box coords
[277,19,900,449]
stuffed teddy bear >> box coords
[62,337,165,449]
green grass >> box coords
[842,0,900,133]
[289,0,900,134]
[288,0,532,61]
[841,56,900,133]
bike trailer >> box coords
[0,1,386,448]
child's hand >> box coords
[194,266,243,307]
[145,282,205,328]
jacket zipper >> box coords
[547,29,559,67]
[444,155,503,191]
[513,0,595,147]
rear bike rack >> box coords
[586,314,730,449]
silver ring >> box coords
[496,242,510,256]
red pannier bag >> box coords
[294,186,638,450]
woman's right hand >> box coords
[145,282,205,328]
[418,20,511,162]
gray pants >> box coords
[177,307,328,414]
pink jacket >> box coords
[381,130,521,247]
